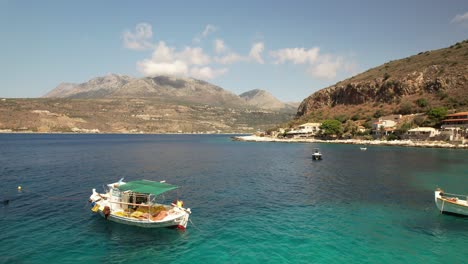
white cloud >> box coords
[177,47,211,65]
[451,12,468,24]
[145,41,210,66]
[202,24,218,37]
[215,53,247,64]
[249,42,264,64]
[138,60,188,77]
[122,23,154,50]
[212,39,247,64]
[308,55,342,79]
[138,41,227,80]
[214,39,226,54]
[190,66,228,79]
[193,24,218,44]
[270,47,320,64]
[269,46,358,80]
[150,41,175,62]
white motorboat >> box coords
[89,179,191,229]
[312,148,322,160]
[360,147,367,151]
[434,188,468,216]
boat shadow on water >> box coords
[402,209,468,239]
[87,217,188,246]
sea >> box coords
[0,134,467,264]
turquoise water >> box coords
[0,134,467,263]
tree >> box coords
[426,107,447,127]
[343,120,358,136]
[320,119,343,138]
[427,107,447,121]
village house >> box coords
[440,112,468,140]
[372,119,397,136]
[406,127,439,141]
[286,122,321,138]
[371,114,402,137]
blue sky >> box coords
[1,0,467,101]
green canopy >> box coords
[117,180,178,196]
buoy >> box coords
[17,186,22,191]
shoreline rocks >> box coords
[232,135,468,149]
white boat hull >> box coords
[97,210,189,228]
[434,191,468,216]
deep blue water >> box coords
[0,134,467,263]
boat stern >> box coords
[434,188,443,210]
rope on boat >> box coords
[188,218,202,232]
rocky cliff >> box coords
[297,40,468,119]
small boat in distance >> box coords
[434,188,468,216]
[89,179,191,229]
[360,147,367,151]
[312,148,322,160]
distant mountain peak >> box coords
[240,89,296,111]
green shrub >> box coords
[351,114,360,121]
[416,98,428,108]
[399,101,413,114]
[373,109,384,118]
[437,91,448,100]
[383,72,390,80]
[333,115,348,123]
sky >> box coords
[0,0,467,102]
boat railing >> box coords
[441,192,468,199]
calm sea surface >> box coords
[0,134,467,263]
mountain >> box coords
[44,74,133,98]
[0,75,298,133]
[44,74,247,108]
[45,74,298,112]
[239,89,297,111]
[296,40,468,121]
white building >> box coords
[286,122,322,138]
[372,119,397,136]
[408,127,439,140]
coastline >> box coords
[232,135,468,149]
[0,131,247,135]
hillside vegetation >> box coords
[0,98,293,133]
[294,40,468,126]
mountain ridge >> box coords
[44,75,295,111]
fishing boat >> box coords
[434,188,468,216]
[312,148,322,160]
[89,179,191,229]
[360,147,367,151]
